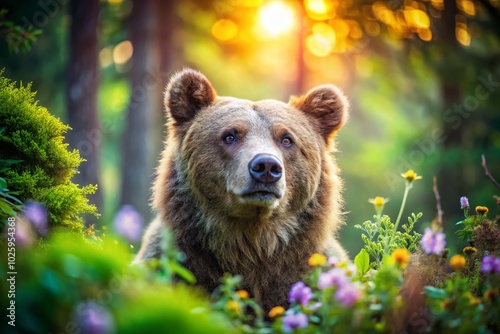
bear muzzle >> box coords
[248,153,283,184]
[229,153,284,208]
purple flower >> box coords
[421,228,446,255]
[75,302,115,334]
[113,205,143,243]
[460,196,469,209]
[328,256,339,266]
[23,201,48,236]
[335,283,360,307]
[282,312,308,332]
[481,255,500,274]
[317,268,348,290]
[288,281,312,306]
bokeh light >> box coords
[112,40,133,64]
[456,22,471,46]
[306,24,335,58]
[99,46,113,68]
[305,0,335,21]
[418,28,432,41]
[430,0,444,10]
[257,1,295,36]
[212,19,239,41]
[404,9,430,29]
[458,0,476,16]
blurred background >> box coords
[0,0,498,255]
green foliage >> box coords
[401,213,423,251]
[455,208,486,241]
[137,229,196,285]
[354,248,370,281]
[0,144,23,226]
[211,274,267,333]
[0,232,229,334]
[355,171,422,269]
[0,8,41,53]
[0,71,98,231]
[267,254,405,333]
[115,286,230,334]
[416,204,500,333]
[425,276,490,333]
[355,213,422,268]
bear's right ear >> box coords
[164,69,216,125]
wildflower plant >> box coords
[421,196,500,333]
[264,252,406,333]
[455,199,491,241]
[211,274,267,333]
[355,170,422,269]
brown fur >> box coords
[135,69,349,312]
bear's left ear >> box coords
[164,68,217,126]
[289,85,349,141]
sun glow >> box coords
[257,1,295,36]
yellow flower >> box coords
[368,197,389,215]
[308,253,327,266]
[475,206,489,215]
[226,300,240,313]
[236,290,249,300]
[401,170,422,183]
[392,248,410,269]
[466,292,481,306]
[484,288,499,301]
[268,306,285,318]
[462,246,477,255]
[369,196,388,206]
[449,254,466,271]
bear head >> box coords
[159,69,349,226]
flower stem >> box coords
[386,182,411,254]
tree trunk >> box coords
[149,0,177,177]
[119,0,154,220]
[66,0,101,225]
[435,0,465,219]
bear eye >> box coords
[223,134,236,144]
[281,136,293,147]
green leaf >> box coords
[424,286,446,299]
[0,200,16,215]
[1,192,23,205]
[0,178,6,189]
[168,260,196,284]
[354,248,370,276]
[455,220,463,225]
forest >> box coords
[0,0,499,333]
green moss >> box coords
[0,71,98,231]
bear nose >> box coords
[248,154,283,184]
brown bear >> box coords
[134,68,349,313]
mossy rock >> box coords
[0,70,98,231]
